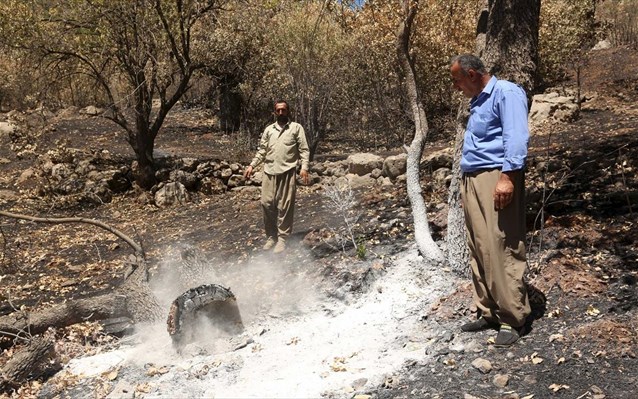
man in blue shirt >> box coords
[450,54,531,347]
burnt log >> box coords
[167,284,243,351]
[0,212,163,341]
[0,254,162,340]
[0,336,55,392]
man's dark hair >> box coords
[274,100,289,110]
[451,54,487,75]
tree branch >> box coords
[0,211,143,255]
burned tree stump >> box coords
[167,284,243,351]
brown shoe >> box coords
[494,324,520,347]
[273,239,286,254]
[461,317,498,332]
[262,237,277,250]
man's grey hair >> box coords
[451,54,487,75]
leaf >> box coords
[586,304,600,316]
[331,357,347,372]
[136,383,152,393]
[549,383,570,392]
[531,354,544,364]
[105,370,118,381]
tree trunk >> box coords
[480,0,541,92]
[219,74,242,133]
[396,0,444,263]
[133,126,157,190]
[446,0,540,275]
[446,106,470,276]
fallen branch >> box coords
[0,210,142,254]
[0,211,162,339]
[0,336,55,392]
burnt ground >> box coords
[0,46,636,398]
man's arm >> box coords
[244,128,270,179]
[494,86,529,209]
[297,125,310,184]
[499,87,529,173]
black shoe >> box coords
[461,317,497,332]
[495,324,520,347]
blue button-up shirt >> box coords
[461,76,529,173]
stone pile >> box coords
[6,147,455,208]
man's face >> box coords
[450,62,481,98]
[274,102,289,123]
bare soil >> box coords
[0,46,636,398]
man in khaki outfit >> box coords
[450,54,531,346]
[244,100,310,254]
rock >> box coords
[154,182,190,207]
[471,358,492,374]
[348,153,384,176]
[493,374,509,387]
[352,378,368,389]
[346,173,376,189]
[0,157,10,165]
[106,380,136,399]
[155,168,171,182]
[0,189,19,201]
[105,169,132,193]
[170,170,198,190]
[199,177,226,195]
[16,168,35,185]
[377,176,393,187]
[75,159,96,175]
[195,161,214,176]
[383,153,408,179]
[227,174,246,189]
[230,163,241,173]
[421,149,453,170]
[86,182,113,204]
[432,167,452,187]
[220,167,233,180]
[442,331,454,342]
[370,168,382,179]
[0,121,17,136]
[51,163,72,179]
[529,92,580,124]
[81,105,103,116]
[592,39,611,50]
[179,157,199,172]
[310,163,327,175]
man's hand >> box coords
[493,171,516,210]
[300,169,310,185]
[244,165,254,179]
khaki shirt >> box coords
[250,121,310,175]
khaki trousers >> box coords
[461,169,530,328]
[261,168,297,240]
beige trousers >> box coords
[461,169,530,328]
[261,168,297,241]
